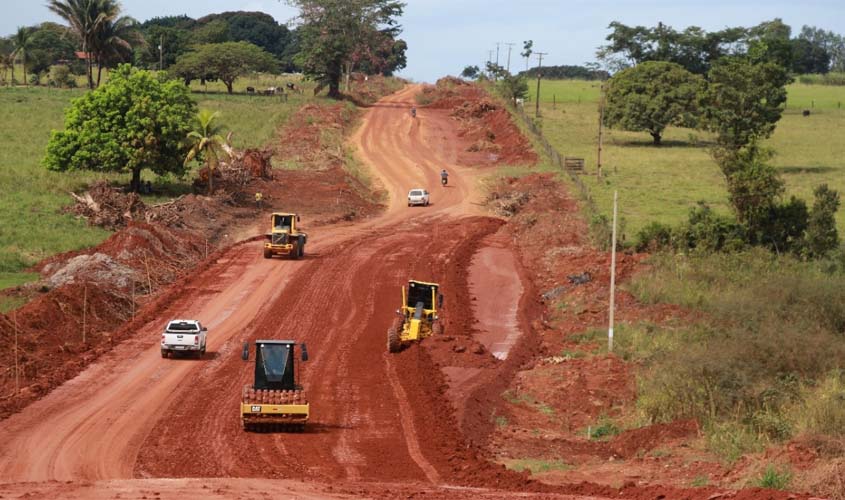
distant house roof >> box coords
[75,51,92,60]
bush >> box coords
[757,464,792,490]
[798,72,845,86]
[788,371,845,438]
[636,221,673,252]
[48,65,72,88]
[674,204,746,252]
[804,184,841,258]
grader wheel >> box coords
[263,248,272,259]
[387,316,403,353]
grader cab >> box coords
[264,213,307,259]
[240,340,309,431]
[387,280,443,353]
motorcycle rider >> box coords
[411,106,417,118]
[440,169,448,185]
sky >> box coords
[2,0,844,82]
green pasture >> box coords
[0,78,312,305]
[527,80,845,238]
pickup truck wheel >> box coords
[160,350,168,358]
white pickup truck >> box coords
[161,319,207,358]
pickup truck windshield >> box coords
[167,323,199,332]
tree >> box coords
[0,38,13,84]
[170,41,278,93]
[184,110,226,194]
[44,64,196,192]
[799,25,845,72]
[498,73,528,105]
[700,57,791,150]
[48,0,122,89]
[136,16,196,70]
[521,40,533,71]
[288,0,405,98]
[603,61,703,145]
[11,27,33,86]
[791,37,831,74]
[91,15,144,86]
[461,65,479,80]
[26,23,79,76]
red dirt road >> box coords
[0,87,602,498]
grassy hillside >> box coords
[525,80,845,238]
[0,80,313,303]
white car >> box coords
[407,189,430,207]
[161,319,207,358]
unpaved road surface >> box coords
[0,87,603,499]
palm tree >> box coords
[185,110,226,195]
[92,14,144,86]
[47,0,120,89]
[11,27,32,86]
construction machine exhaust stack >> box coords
[240,340,310,431]
[387,280,443,353]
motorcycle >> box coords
[441,176,448,186]
[411,107,417,118]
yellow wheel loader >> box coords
[264,213,307,259]
[240,340,310,431]
[387,280,443,353]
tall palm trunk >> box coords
[10,62,14,86]
[22,53,27,86]
[83,39,94,89]
[96,58,103,87]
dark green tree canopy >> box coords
[44,64,196,191]
[170,41,278,93]
[700,57,791,150]
[604,61,704,145]
[288,0,405,98]
[598,19,844,74]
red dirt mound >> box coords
[0,222,205,418]
[418,78,537,166]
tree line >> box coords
[0,0,407,95]
[598,19,845,76]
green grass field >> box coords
[526,80,845,239]
[0,79,314,304]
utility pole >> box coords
[158,34,163,71]
[534,52,547,118]
[495,42,501,66]
[505,42,515,74]
[597,83,605,178]
[14,310,19,396]
[608,191,618,353]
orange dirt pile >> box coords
[420,77,537,166]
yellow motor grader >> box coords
[387,280,443,353]
[264,213,307,259]
[240,340,310,431]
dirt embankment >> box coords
[418,77,538,166]
[478,174,816,499]
[0,100,384,420]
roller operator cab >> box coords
[241,340,310,431]
[387,280,444,352]
[264,213,307,259]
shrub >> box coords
[788,371,845,438]
[48,65,72,88]
[674,203,746,252]
[636,221,673,252]
[757,464,792,490]
[804,184,841,258]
